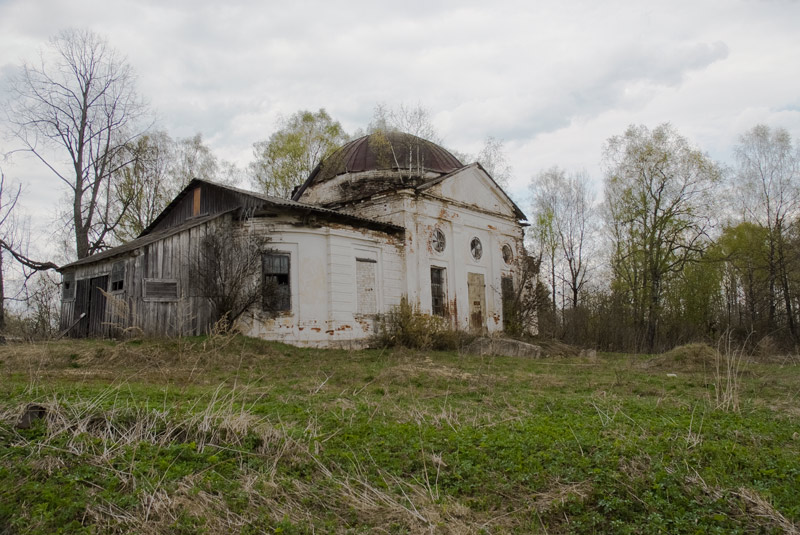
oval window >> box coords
[470,237,483,261]
[432,228,446,253]
[502,244,514,264]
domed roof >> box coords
[292,131,464,200]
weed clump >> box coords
[644,343,718,370]
[375,297,470,351]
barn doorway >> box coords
[467,272,485,331]
[73,276,109,337]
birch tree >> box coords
[250,109,348,198]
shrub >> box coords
[375,297,468,350]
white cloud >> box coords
[0,0,799,247]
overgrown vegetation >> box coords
[1,337,799,534]
[376,297,471,350]
[191,218,272,328]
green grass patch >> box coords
[0,337,798,533]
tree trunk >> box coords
[0,249,5,334]
[767,237,777,330]
[777,234,797,340]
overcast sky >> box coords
[1,0,799,255]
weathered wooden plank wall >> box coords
[60,217,219,338]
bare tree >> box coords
[113,131,175,241]
[367,102,442,144]
[173,133,233,190]
[191,218,271,329]
[476,136,512,188]
[557,170,594,309]
[0,171,21,333]
[6,29,148,259]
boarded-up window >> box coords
[192,187,202,217]
[431,267,446,317]
[110,261,125,292]
[62,272,76,300]
[144,279,179,301]
[356,258,377,314]
[263,253,290,312]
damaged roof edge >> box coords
[58,211,234,271]
[142,178,404,238]
[61,180,405,271]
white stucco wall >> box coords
[340,166,527,333]
[237,217,404,348]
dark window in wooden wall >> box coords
[62,272,76,300]
[431,267,446,317]
[110,261,125,292]
[263,253,290,312]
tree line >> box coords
[530,123,800,353]
[2,29,797,354]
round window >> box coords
[431,228,446,253]
[470,237,483,261]
[502,244,514,264]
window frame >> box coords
[262,253,291,313]
[430,266,447,317]
[143,278,180,302]
[470,237,483,261]
[110,261,125,293]
[62,272,76,301]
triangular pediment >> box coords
[417,164,526,221]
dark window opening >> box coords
[110,261,125,292]
[263,253,290,312]
[62,273,76,300]
[431,267,446,317]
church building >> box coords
[58,132,532,347]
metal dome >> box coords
[292,131,464,200]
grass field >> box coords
[1,336,799,534]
